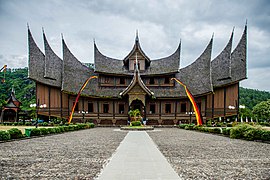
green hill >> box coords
[239,87,270,110]
[0,67,35,110]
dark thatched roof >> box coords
[28,28,60,87]
[94,41,181,75]
[210,24,247,87]
[28,25,247,98]
[177,38,213,95]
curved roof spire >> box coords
[135,29,139,42]
[230,23,247,82]
[123,31,150,65]
[42,28,62,86]
[211,29,234,87]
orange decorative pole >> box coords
[171,78,203,125]
[68,76,98,124]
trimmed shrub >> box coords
[47,128,56,134]
[54,127,61,133]
[222,128,231,136]
[230,124,255,139]
[58,126,65,133]
[30,128,41,136]
[184,124,195,130]
[193,125,203,131]
[18,122,24,126]
[63,126,70,132]
[12,122,18,126]
[7,128,23,139]
[243,127,262,141]
[39,128,49,135]
[0,130,11,141]
[40,122,49,126]
[208,128,221,134]
[179,124,189,129]
[68,125,75,131]
[131,121,141,126]
[261,130,270,141]
[25,122,32,126]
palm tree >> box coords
[128,109,141,121]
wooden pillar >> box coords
[60,92,63,119]
[224,87,227,119]
[97,101,100,120]
[68,94,70,117]
[48,86,51,121]
[159,100,161,120]
[212,93,214,119]
[174,101,177,120]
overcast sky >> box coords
[0,0,269,91]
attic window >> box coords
[149,77,155,84]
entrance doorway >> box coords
[130,99,144,117]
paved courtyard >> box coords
[0,128,270,179]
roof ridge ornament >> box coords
[135,29,139,42]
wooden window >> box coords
[181,103,186,113]
[120,77,125,85]
[149,77,155,84]
[104,77,110,84]
[119,104,125,114]
[164,77,170,84]
[150,104,156,114]
[103,104,109,113]
[88,102,93,113]
[73,102,78,112]
[165,103,171,113]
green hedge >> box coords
[179,123,269,141]
[0,131,11,141]
[230,124,270,141]
[0,123,95,141]
[30,128,41,136]
[222,128,231,136]
[7,128,23,139]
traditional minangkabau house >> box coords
[0,88,22,122]
[28,23,247,125]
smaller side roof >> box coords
[120,53,154,97]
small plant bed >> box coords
[120,126,154,131]
[121,121,154,131]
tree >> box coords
[252,99,270,122]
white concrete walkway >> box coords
[98,131,180,180]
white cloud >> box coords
[0,0,269,91]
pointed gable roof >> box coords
[5,89,21,108]
[211,29,234,87]
[177,37,213,95]
[62,37,97,94]
[43,29,62,87]
[28,26,62,87]
[123,32,150,66]
[230,23,247,83]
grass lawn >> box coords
[0,126,53,134]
